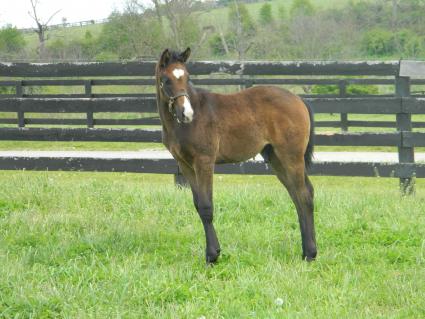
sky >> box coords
[0,0,148,29]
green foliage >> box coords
[311,85,339,95]
[362,28,396,57]
[46,39,67,60]
[347,84,379,95]
[259,3,273,25]
[81,31,98,58]
[394,29,425,59]
[228,2,256,34]
[346,1,390,28]
[46,33,98,61]
[403,35,425,58]
[97,12,132,59]
[209,34,227,56]
[290,0,315,17]
[277,5,287,21]
[0,85,13,94]
[94,51,120,62]
[362,27,425,58]
[2,0,425,61]
[0,26,26,54]
[98,11,165,59]
[226,2,256,58]
[175,15,202,52]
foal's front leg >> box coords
[178,160,220,264]
[193,158,220,264]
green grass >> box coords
[0,171,424,318]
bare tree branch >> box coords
[28,0,61,60]
[45,9,62,26]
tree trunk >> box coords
[217,25,230,55]
[152,0,163,25]
[35,23,46,60]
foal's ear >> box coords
[160,49,171,67]
[179,47,191,63]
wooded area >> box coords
[1,0,425,62]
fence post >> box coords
[16,81,25,128]
[395,75,415,194]
[339,80,348,132]
[85,80,94,128]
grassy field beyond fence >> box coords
[0,172,424,318]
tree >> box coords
[98,10,166,59]
[160,0,200,50]
[227,1,256,60]
[81,31,98,59]
[28,0,61,60]
[259,3,273,26]
[361,28,396,56]
[287,10,359,59]
[129,0,205,53]
[277,5,287,21]
[46,38,67,60]
[290,0,314,17]
[0,26,26,55]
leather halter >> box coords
[159,81,191,119]
[167,92,191,115]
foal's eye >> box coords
[161,76,171,86]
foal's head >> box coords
[156,48,193,124]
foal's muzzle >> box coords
[168,93,193,124]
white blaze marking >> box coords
[183,96,193,122]
[172,68,185,79]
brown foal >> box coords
[155,48,316,264]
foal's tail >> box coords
[304,100,315,169]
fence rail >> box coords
[1,60,424,192]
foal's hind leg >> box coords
[269,148,317,261]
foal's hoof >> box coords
[303,251,317,262]
[206,249,220,264]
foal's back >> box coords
[212,86,309,127]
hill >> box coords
[7,0,424,61]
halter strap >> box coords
[167,92,190,115]
[159,81,191,119]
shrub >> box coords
[311,85,339,95]
[362,28,395,56]
[259,3,273,26]
[0,26,26,54]
[209,34,227,56]
[347,85,379,95]
[290,0,315,17]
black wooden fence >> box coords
[0,60,424,191]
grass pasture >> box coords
[0,171,424,318]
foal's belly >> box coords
[216,139,265,164]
